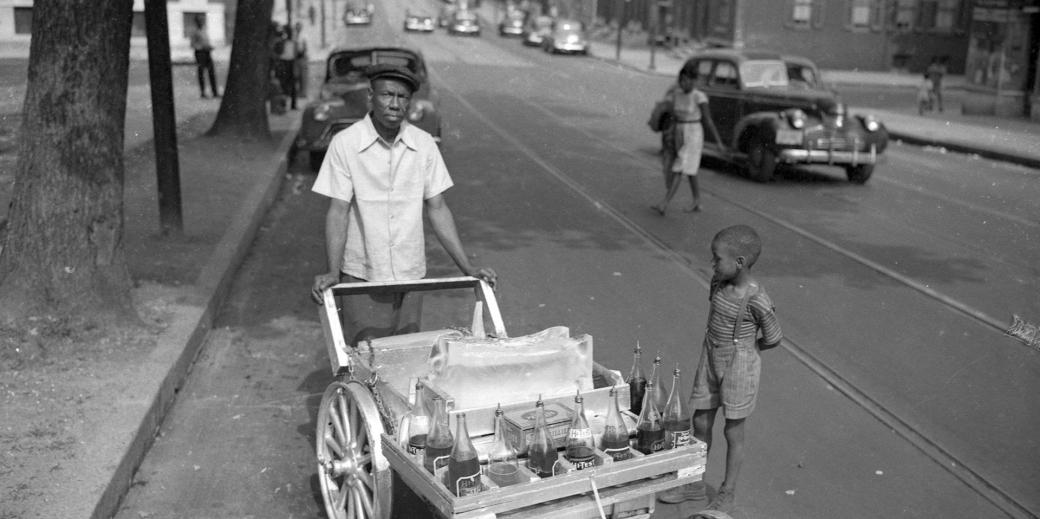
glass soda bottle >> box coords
[627,342,647,415]
[487,404,521,487]
[447,412,483,496]
[565,390,597,470]
[423,396,453,474]
[600,386,633,461]
[527,395,559,478]
[648,352,667,412]
[407,382,429,458]
[635,380,665,454]
[662,365,692,450]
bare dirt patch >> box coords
[0,287,177,519]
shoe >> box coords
[705,488,734,512]
[658,481,707,503]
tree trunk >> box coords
[0,0,136,327]
[208,0,275,140]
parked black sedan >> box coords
[683,49,887,183]
[294,47,442,171]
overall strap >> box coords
[731,284,759,344]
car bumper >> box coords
[552,42,588,53]
[406,22,435,31]
[777,144,879,165]
[451,26,480,33]
[501,26,523,35]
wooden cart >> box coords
[316,277,706,519]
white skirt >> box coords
[672,122,704,176]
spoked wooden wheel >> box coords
[317,380,392,519]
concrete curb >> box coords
[886,130,1040,170]
[89,118,301,519]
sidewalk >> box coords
[0,60,301,519]
[582,38,1040,169]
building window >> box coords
[848,0,874,29]
[183,12,206,38]
[931,0,960,31]
[14,7,33,34]
[893,0,917,32]
[132,12,147,37]
[789,0,824,29]
[793,0,813,25]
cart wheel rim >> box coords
[316,380,392,519]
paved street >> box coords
[95,0,1040,518]
[2,1,1037,518]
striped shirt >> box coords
[706,282,782,348]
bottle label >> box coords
[454,471,482,496]
[406,444,425,455]
[567,428,592,440]
[667,429,692,449]
[603,446,632,461]
[569,455,596,470]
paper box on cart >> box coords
[502,401,573,455]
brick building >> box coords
[598,0,974,73]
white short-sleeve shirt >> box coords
[312,114,453,281]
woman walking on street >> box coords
[652,62,726,216]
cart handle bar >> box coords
[320,276,507,338]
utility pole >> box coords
[614,0,626,61]
[320,0,326,47]
[144,0,182,235]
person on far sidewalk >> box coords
[293,22,309,99]
[916,73,933,115]
[190,15,220,98]
[926,56,947,113]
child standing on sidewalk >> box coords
[658,225,783,512]
[917,73,934,115]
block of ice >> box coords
[425,326,593,410]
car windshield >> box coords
[534,17,553,28]
[740,60,790,88]
[329,51,421,83]
[787,63,818,88]
[456,11,477,21]
[555,20,582,32]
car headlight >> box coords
[314,99,345,122]
[408,100,435,122]
[783,108,807,129]
[861,114,881,132]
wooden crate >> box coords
[382,433,706,519]
[422,362,632,438]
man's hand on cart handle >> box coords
[311,271,341,305]
[468,266,498,289]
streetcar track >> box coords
[432,67,1034,519]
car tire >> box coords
[747,136,777,183]
[309,151,325,172]
[845,164,874,184]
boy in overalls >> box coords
[659,225,783,512]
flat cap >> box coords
[365,64,421,92]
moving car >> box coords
[343,4,373,25]
[437,3,457,27]
[403,10,435,32]
[683,49,887,183]
[498,9,525,37]
[541,19,588,55]
[448,10,481,36]
[521,15,553,46]
[294,47,442,171]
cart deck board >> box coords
[382,434,706,518]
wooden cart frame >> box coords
[316,277,706,519]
